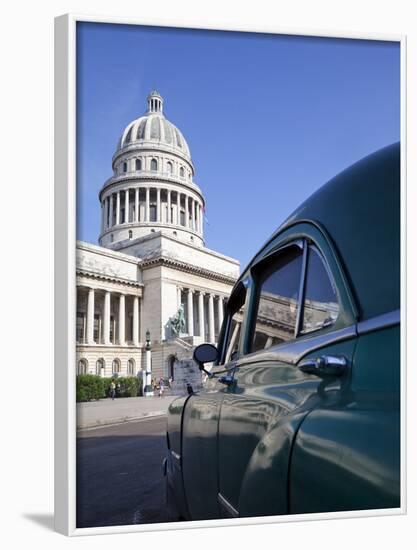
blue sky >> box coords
[76,23,400,269]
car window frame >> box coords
[217,280,249,366]
[247,240,307,355]
[239,223,357,360]
[299,243,340,337]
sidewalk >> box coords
[77,395,177,430]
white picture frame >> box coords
[54,13,407,536]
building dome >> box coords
[117,91,191,159]
[98,91,205,250]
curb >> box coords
[77,410,167,431]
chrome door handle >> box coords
[298,355,348,377]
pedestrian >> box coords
[168,376,173,389]
[109,380,116,400]
[159,377,165,398]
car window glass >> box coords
[251,247,303,353]
[300,247,339,334]
[220,286,246,365]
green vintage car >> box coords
[163,142,401,521]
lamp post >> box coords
[144,329,154,397]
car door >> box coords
[289,317,401,514]
[180,282,248,521]
[216,223,358,519]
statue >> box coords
[169,304,186,336]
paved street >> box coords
[77,415,174,528]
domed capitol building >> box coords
[76,91,240,384]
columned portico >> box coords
[103,291,111,344]
[187,288,194,336]
[198,291,205,338]
[217,296,224,332]
[208,293,215,343]
[87,288,95,344]
[118,294,125,345]
[133,295,139,345]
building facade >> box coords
[76,91,240,381]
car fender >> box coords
[238,410,309,518]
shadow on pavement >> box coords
[77,417,176,529]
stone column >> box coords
[125,189,129,223]
[177,286,182,309]
[103,291,111,345]
[187,288,194,336]
[193,200,197,231]
[217,296,224,333]
[105,198,110,229]
[133,295,139,346]
[177,192,181,225]
[118,294,125,345]
[146,187,150,222]
[157,188,161,222]
[185,196,189,228]
[208,293,215,343]
[109,194,114,228]
[198,291,205,339]
[167,189,171,223]
[135,188,139,222]
[86,288,95,344]
[116,192,120,225]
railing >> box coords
[100,171,203,196]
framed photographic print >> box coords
[54,14,406,536]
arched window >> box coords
[96,358,105,376]
[123,161,128,173]
[127,358,135,376]
[135,158,141,171]
[179,166,185,178]
[151,158,158,171]
[167,161,173,175]
[112,358,121,374]
[128,230,133,239]
[77,359,88,375]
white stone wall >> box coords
[140,265,163,342]
[118,233,239,280]
[77,241,141,284]
[76,346,143,378]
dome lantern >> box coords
[147,90,163,114]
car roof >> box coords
[241,143,400,321]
